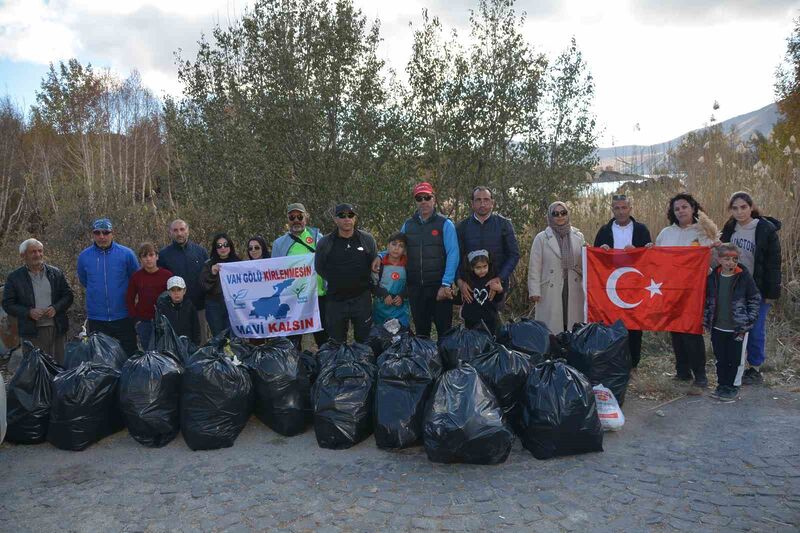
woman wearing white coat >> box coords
[527,201,586,333]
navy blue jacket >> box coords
[593,217,652,248]
[456,213,520,284]
[158,241,209,310]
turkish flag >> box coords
[583,246,711,334]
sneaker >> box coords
[741,367,763,385]
[673,374,693,382]
[709,387,722,399]
[718,388,738,403]
[693,377,709,389]
[687,385,704,396]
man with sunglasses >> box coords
[392,182,459,338]
[272,203,328,349]
[455,186,520,306]
[77,218,140,355]
[158,219,210,343]
[593,193,653,369]
[315,203,377,342]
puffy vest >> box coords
[405,212,446,287]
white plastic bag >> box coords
[592,384,624,431]
[1,372,6,443]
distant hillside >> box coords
[596,102,782,174]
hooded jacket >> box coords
[703,265,761,334]
[720,216,782,300]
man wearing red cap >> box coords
[385,182,460,338]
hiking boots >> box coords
[741,367,763,385]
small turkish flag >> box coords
[583,246,711,334]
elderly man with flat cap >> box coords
[272,202,328,349]
[3,238,74,364]
[315,203,377,343]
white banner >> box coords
[220,255,322,338]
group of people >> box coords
[1,182,782,403]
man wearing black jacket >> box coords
[315,204,377,342]
[2,239,74,364]
[593,194,653,369]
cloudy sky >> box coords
[0,0,797,146]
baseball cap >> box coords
[413,182,434,196]
[334,203,357,216]
[92,218,113,231]
[167,276,187,290]
[286,203,307,214]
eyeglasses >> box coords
[288,214,304,221]
[215,242,230,249]
[415,195,433,202]
[248,245,261,251]
[336,212,356,219]
[551,210,568,217]
[93,230,111,236]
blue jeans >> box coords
[746,302,771,367]
[135,320,154,351]
[205,299,230,337]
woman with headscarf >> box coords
[199,232,241,336]
[527,201,586,333]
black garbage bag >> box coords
[312,345,377,449]
[151,309,186,363]
[567,321,631,406]
[366,322,408,358]
[517,360,603,460]
[119,351,183,447]
[5,343,63,444]
[47,362,121,451]
[374,334,442,449]
[423,363,513,465]
[468,344,531,420]
[246,338,310,437]
[64,332,127,371]
[181,340,253,450]
[497,318,551,364]
[316,340,375,369]
[299,350,319,386]
[437,325,494,370]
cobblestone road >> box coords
[1,387,799,532]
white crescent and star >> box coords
[606,267,664,309]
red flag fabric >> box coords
[583,246,711,334]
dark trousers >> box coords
[711,329,747,389]
[629,329,643,369]
[135,320,154,351]
[408,284,453,338]
[23,325,66,365]
[88,317,137,356]
[325,292,372,343]
[290,295,329,350]
[670,332,706,381]
[205,299,230,337]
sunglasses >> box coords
[336,212,356,219]
[93,230,111,236]
[248,245,261,251]
[415,195,433,202]
[288,214,304,221]
[215,242,230,249]
[612,194,628,201]
[551,210,568,217]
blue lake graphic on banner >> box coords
[249,278,293,319]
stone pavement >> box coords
[1,387,799,532]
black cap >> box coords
[334,203,357,216]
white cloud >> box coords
[0,0,796,146]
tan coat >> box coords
[527,226,586,333]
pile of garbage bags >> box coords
[312,341,377,449]
[246,338,310,436]
[566,320,631,405]
[181,337,253,451]
[64,332,127,371]
[374,333,442,449]
[5,343,62,444]
[437,325,494,369]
